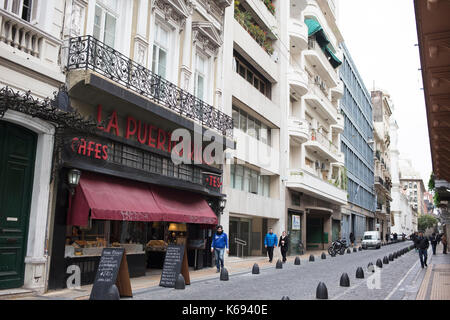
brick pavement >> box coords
[416,243,450,300]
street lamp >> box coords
[219,198,227,212]
[67,168,81,195]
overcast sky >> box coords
[337,0,432,186]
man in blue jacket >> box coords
[211,225,229,272]
[264,228,278,262]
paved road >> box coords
[130,241,428,300]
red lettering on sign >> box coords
[126,116,137,139]
[137,121,147,145]
[106,110,120,136]
[157,129,166,152]
[102,145,108,160]
[94,143,102,159]
[97,104,105,131]
[70,137,109,161]
[148,125,157,148]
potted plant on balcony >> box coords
[261,0,275,15]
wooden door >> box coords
[0,121,37,289]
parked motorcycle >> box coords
[328,239,348,256]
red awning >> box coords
[67,172,218,226]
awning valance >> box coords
[67,172,218,226]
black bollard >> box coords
[309,254,315,262]
[340,273,350,287]
[356,267,364,279]
[358,247,362,251]
[316,282,328,299]
[389,254,394,261]
[368,262,375,273]
[252,263,260,274]
[321,252,326,260]
[175,274,185,290]
[383,256,389,265]
[347,248,351,254]
[376,259,383,268]
[294,257,301,265]
[220,268,229,281]
[281,296,290,300]
[276,259,283,269]
[353,247,357,253]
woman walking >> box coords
[279,231,289,263]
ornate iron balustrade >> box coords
[67,36,233,138]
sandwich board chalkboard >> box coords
[159,244,190,287]
[89,247,133,300]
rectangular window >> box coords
[4,0,36,22]
[235,165,244,190]
[195,54,207,100]
[232,108,239,130]
[247,117,255,138]
[230,164,235,188]
[240,111,247,133]
[243,167,251,192]
[152,23,169,78]
[93,3,117,48]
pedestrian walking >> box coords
[279,231,289,263]
[349,232,355,247]
[394,233,398,241]
[442,234,447,254]
[264,228,278,263]
[430,233,438,255]
[211,225,229,273]
[385,232,389,244]
[415,232,430,268]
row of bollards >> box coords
[314,245,413,299]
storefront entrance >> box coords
[332,219,341,242]
[306,217,324,250]
[287,210,302,255]
[229,218,251,257]
[0,121,37,290]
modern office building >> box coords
[339,42,376,244]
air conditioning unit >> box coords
[272,51,279,63]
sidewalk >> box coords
[416,243,450,300]
[2,248,333,300]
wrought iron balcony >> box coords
[66,36,233,138]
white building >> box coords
[389,117,418,236]
[0,0,66,292]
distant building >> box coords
[399,159,426,215]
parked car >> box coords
[362,231,381,249]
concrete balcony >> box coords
[232,128,280,175]
[331,113,344,133]
[286,168,347,205]
[244,0,277,37]
[305,129,342,163]
[304,39,340,88]
[289,17,308,53]
[305,78,338,124]
[288,67,308,97]
[331,80,344,100]
[233,19,278,83]
[0,9,64,82]
[288,117,310,145]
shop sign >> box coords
[292,215,301,230]
[70,137,109,161]
[96,104,208,164]
[204,173,223,191]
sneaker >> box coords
[425,263,428,267]
[216,269,220,273]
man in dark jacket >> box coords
[264,228,278,263]
[416,232,430,268]
[430,233,438,255]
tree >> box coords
[418,214,438,232]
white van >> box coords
[361,231,381,249]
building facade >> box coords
[371,89,393,240]
[339,42,376,244]
[0,0,67,292]
[284,0,346,252]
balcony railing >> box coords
[67,36,233,138]
[310,129,339,156]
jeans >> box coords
[444,243,447,254]
[214,248,225,270]
[432,244,437,255]
[419,249,428,267]
[280,248,287,262]
[267,246,274,262]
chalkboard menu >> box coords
[89,248,132,300]
[159,244,185,288]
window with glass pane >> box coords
[260,124,268,144]
[93,4,117,48]
[243,167,251,192]
[263,176,270,197]
[259,81,265,95]
[152,24,169,78]
[255,120,261,140]
[247,70,253,84]
[235,165,243,190]
[250,170,258,194]
[21,0,32,21]
[232,108,239,130]
[258,175,263,195]
[195,54,207,100]
[230,164,235,188]
[247,118,255,138]
[240,111,247,133]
